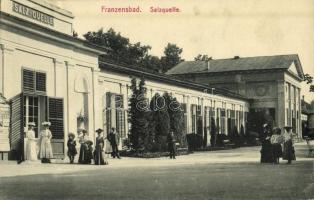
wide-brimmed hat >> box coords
[96,128,103,133]
[68,132,75,138]
[85,140,93,146]
[284,126,293,130]
[28,122,36,127]
[42,121,51,126]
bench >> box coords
[305,138,314,157]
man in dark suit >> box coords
[108,127,120,159]
[167,131,176,159]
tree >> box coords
[160,43,183,73]
[140,55,161,72]
[128,77,150,151]
[194,54,212,61]
[84,28,151,66]
[150,93,170,151]
[163,92,185,146]
[303,73,314,92]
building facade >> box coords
[167,55,305,137]
[0,0,251,159]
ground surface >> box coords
[0,142,313,200]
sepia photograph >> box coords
[0,0,313,199]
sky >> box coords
[52,0,314,101]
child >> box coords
[85,140,94,164]
[67,133,77,164]
[270,127,283,164]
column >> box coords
[186,95,191,133]
[1,44,14,98]
[0,45,3,95]
[92,68,101,137]
[277,80,285,129]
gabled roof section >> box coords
[167,54,304,79]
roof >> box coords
[99,58,249,101]
[166,54,304,79]
[0,12,108,55]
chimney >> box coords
[207,60,210,71]
[234,56,240,59]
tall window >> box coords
[106,92,126,138]
[23,96,39,137]
[230,110,236,129]
[191,104,197,133]
[216,108,220,134]
[181,103,187,134]
[220,109,226,134]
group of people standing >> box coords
[260,124,296,164]
[25,121,54,163]
[25,120,121,165]
[67,127,121,165]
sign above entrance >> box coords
[12,1,54,26]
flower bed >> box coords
[120,147,189,158]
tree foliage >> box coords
[84,28,184,73]
[194,54,212,61]
[303,73,314,92]
[160,43,184,73]
[163,92,185,145]
[128,77,150,151]
[84,28,151,66]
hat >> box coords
[85,140,93,146]
[68,132,75,138]
[96,128,103,133]
[42,121,51,126]
[82,129,87,134]
[284,126,292,130]
[28,122,36,127]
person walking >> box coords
[25,122,38,161]
[283,126,296,164]
[67,133,77,164]
[270,127,284,164]
[94,128,107,165]
[167,131,176,159]
[108,127,120,159]
[39,122,53,163]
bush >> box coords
[186,133,204,151]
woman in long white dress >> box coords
[39,122,53,163]
[25,122,38,161]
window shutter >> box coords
[10,93,24,158]
[48,98,64,139]
[22,69,35,93]
[35,72,46,93]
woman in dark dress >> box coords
[67,133,77,164]
[260,124,274,163]
[283,126,296,164]
[94,128,107,165]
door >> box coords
[48,97,64,159]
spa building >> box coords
[0,0,303,160]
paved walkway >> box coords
[0,142,312,178]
